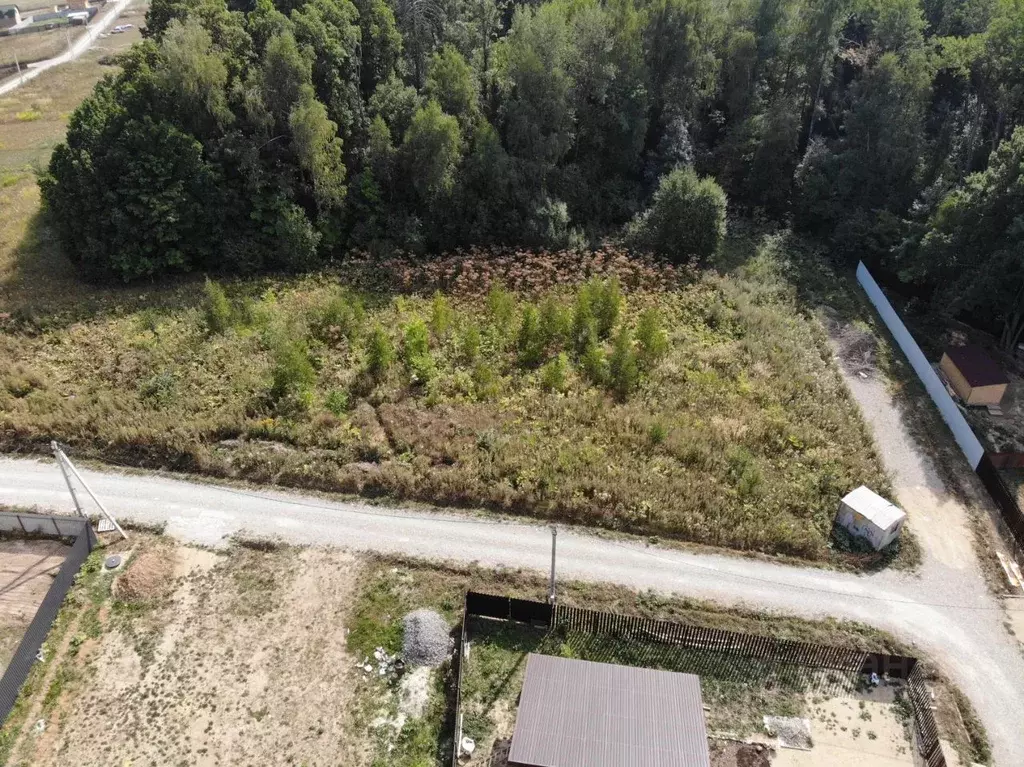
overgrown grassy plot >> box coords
[0,236,896,564]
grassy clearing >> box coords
[0,237,896,564]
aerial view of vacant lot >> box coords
[0,536,984,767]
[0,239,896,566]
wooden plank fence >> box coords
[907,664,944,767]
[456,592,943,767]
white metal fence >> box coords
[856,262,984,469]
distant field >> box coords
[0,1,145,312]
[0,28,75,68]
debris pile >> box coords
[402,609,452,667]
[357,646,400,677]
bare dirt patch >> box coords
[11,544,361,767]
[710,740,773,767]
[111,542,176,602]
[760,688,914,767]
[0,538,67,672]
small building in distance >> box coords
[836,486,906,551]
[940,344,1009,406]
[508,654,712,767]
[0,4,20,28]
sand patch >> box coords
[0,539,68,672]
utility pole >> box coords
[548,526,558,605]
[52,443,128,540]
[51,440,84,518]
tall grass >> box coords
[0,241,896,565]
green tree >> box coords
[43,108,224,280]
[262,30,312,127]
[427,44,479,130]
[403,100,464,205]
[351,0,403,97]
[910,126,1024,351]
[289,88,347,211]
[498,4,574,174]
[625,167,727,263]
[156,17,232,136]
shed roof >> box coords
[841,486,906,529]
[508,654,712,767]
[943,344,1009,388]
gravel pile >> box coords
[402,609,452,667]
[763,715,812,750]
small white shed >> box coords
[836,486,906,551]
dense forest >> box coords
[40,0,1024,348]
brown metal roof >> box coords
[508,654,712,767]
[944,344,1009,388]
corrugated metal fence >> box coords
[456,592,943,766]
[0,512,96,724]
[857,262,1024,561]
[976,453,1024,561]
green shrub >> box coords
[429,291,454,338]
[325,389,350,415]
[540,353,569,392]
[139,371,177,407]
[472,362,501,399]
[578,329,607,386]
[402,320,435,384]
[365,325,395,379]
[608,327,639,401]
[538,295,570,349]
[517,305,545,368]
[727,446,762,497]
[486,282,516,343]
[625,166,727,263]
[271,339,316,407]
[591,278,622,339]
[203,278,232,334]
[648,420,668,445]
[313,291,364,343]
[636,308,668,368]
[571,288,597,354]
[460,322,482,363]
[408,353,437,385]
[402,319,431,361]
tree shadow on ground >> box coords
[1,206,213,330]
